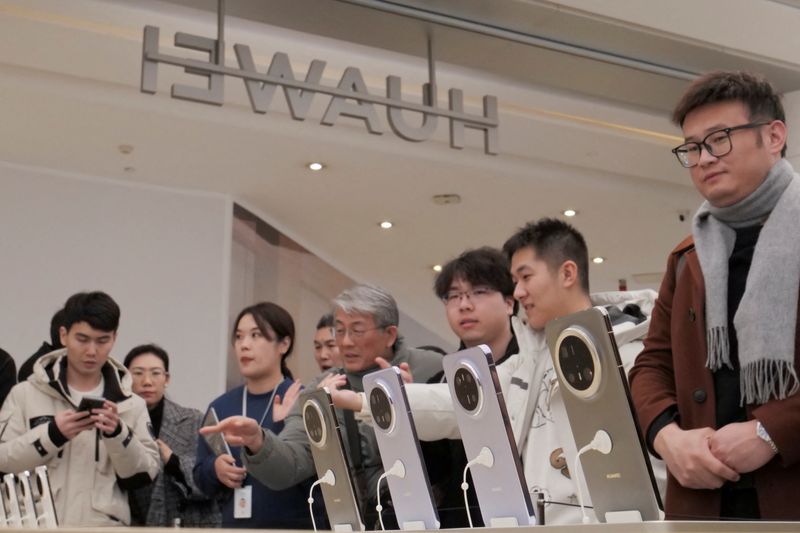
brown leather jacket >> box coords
[629,236,800,520]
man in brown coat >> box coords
[630,71,800,520]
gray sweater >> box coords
[242,345,443,498]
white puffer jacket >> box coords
[0,349,160,526]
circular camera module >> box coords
[453,365,482,413]
[555,328,602,398]
[303,400,327,448]
[369,385,395,433]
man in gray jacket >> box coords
[0,291,160,526]
[202,284,442,520]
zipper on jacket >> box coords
[95,428,100,462]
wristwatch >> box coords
[756,421,779,454]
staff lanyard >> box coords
[242,385,280,428]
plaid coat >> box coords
[129,398,222,526]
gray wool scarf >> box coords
[693,158,800,405]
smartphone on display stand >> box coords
[545,307,662,522]
[33,466,58,528]
[301,388,364,532]
[363,367,440,530]
[2,474,23,527]
[442,345,536,527]
[16,470,38,527]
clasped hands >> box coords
[654,420,777,490]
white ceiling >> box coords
[1,0,799,342]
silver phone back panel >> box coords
[2,474,22,527]
[545,307,662,522]
[442,345,535,527]
[33,466,58,528]
[16,471,38,527]
[301,388,365,531]
[363,367,440,530]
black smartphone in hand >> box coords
[77,395,106,413]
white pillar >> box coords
[783,90,800,169]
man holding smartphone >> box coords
[0,291,159,526]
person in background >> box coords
[18,308,65,382]
[422,246,518,527]
[313,313,342,372]
[124,343,221,527]
[0,348,15,408]
[193,302,313,529]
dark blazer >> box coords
[129,398,221,526]
[630,235,800,520]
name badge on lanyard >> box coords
[234,385,280,520]
[234,485,253,519]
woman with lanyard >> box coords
[193,302,312,528]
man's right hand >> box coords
[375,357,413,383]
[214,454,247,489]
[318,373,363,412]
[55,409,96,440]
[654,422,740,489]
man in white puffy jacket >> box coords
[331,218,665,524]
[0,292,160,526]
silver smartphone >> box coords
[33,466,58,528]
[442,345,536,527]
[201,407,232,457]
[301,388,364,532]
[363,367,440,530]
[2,473,23,527]
[16,470,38,527]
[545,307,662,522]
[0,473,7,526]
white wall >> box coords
[0,162,231,410]
[784,90,800,169]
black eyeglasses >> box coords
[671,122,770,168]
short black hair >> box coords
[434,247,514,300]
[672,70,787,157]
[316,313,334,330]
[62,291,120,333]
[123,343,170,372]
[502,218,590,294]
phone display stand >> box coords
[16,471,38,527]
[33,466,58,528]
[2,474,23,527]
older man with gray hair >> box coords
[202,284,442,525]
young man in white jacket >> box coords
[329,218,665,525]
[0,292,160,526]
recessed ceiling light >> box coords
[379,221,393,229]
[432,264,442,273]
[592,256,605,264]
[563,209,577,217]
[308,162,324,171]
